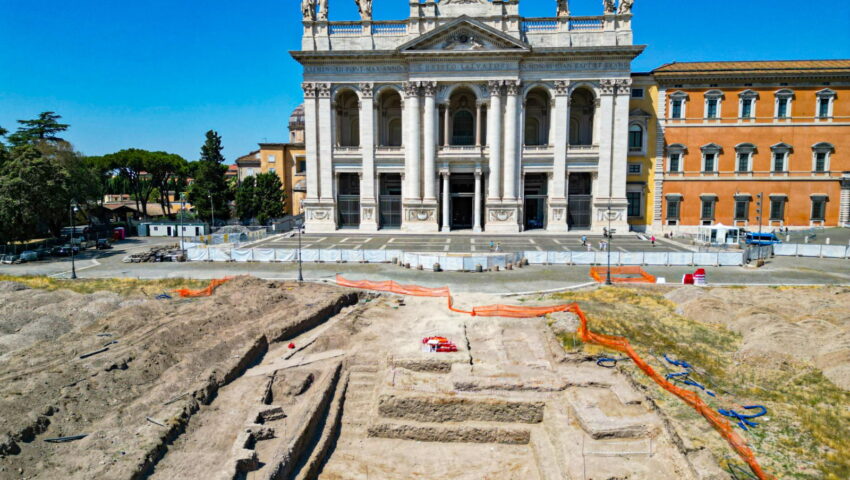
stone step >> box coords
[530,427,565,480]
[368,418,532,445]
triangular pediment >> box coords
[398,16,530,54]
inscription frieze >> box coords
[521,61,629,72]
[304,64,406,75]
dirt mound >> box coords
[665,286,850,391]
[0,277,357,479]
[0,281,28,292]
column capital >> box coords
[615,78,632,96]
[599,79,616,96]
[487,80,503,96]
[302,82,317,99]
[359,82,374,98]
[403,81,420,98]
[316,83,332,98]
[554,80,570,96]
[421,81,438,97]
[504,80,522,96]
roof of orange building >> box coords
[653,60,850,80]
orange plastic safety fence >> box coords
[589,266,657,284]
[173,277,234,298]
[335,274,773,480]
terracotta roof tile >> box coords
[653,60,850,77]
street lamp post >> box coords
[605,199,613,286]
[297,218,304,284]
[69,201,78,280]
[179,192,186,252]
[209,194,216,234]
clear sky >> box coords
[1,0,848,163]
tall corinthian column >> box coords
[403,82,421,201]
[503,80,521,200]
[317,83,333,203]
[422,82,437,201]
[303,83,319,201]
[486,81,503,200]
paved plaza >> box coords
[248,232,693,253]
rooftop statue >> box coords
[557,0,570,17]
[317,0,328,21]
[618,0,634,14]
[301,0,316,21]
[603,0,616,14]
[355,0,372,21]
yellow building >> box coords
[257,105,307,216]
[626,74,660,232]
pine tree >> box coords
[188,130,231,225]
[7,112,70,146]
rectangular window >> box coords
[737,153,750,173]
[628,129,643,151]
[741,99,753,118]
[815,152,827,172]
[667,200,680,220]
[267,154,276,163]
[701,200,715,220]
[770,200,785,221]
[269,167,276,174]
[777,98,789,118]
[703,153,716,172]
[628,163,642,175]
[811,199,826,220]
[706,99,718,118]
[627,192,642,218]
[818,98,830,118]
[631,88,645,99]
[669,153,681,172]
[773,153,785,172]
[734,200,749,220]
[297,159,306,174]
[671,100,683,119]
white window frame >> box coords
[810,195,828,221]
[669,91,689,120]
[665,195,682,225]
[631,88,645,99]
[738,89,759,119]
[733,195,751,222]
[267,154,276,163]
[769,196,786,222]
[628,123,645,155]
[294,154,307,175]
[774,89,794,120]
[815,88,836,120]
[627,162,643,175]
[734,143,756,173]
[626,185,645,219]
[667,144,686,173]
[704,90,724,120]
[770,143,792,173]
[700,143,722,173]
[700,196,717,223]
[811,142,834,173]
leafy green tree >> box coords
[235,175,257,222]
[7,112,70,147]
[188,130,231,224]
[254,172,285,225]
[103,149,157,217]
[0,126,8,168]
[36,141,100,234]
[146,152,188,216]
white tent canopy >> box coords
[698,223,742,245]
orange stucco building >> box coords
[654,60,850,231]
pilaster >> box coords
[303,82,337,233]
[593,79,629,234]
[422,81,438,202]
[548,80,570,232]
[359,82,378,232]
[503,80,520,201]
[840,176,850,227]
[486,81,503,201]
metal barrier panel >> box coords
[464,256,488,270]
[718,252,744,266]
[403,252,418,266]
[442,256,464,271]
[209,248,231,262]
[384,250,404,262]
[693,253,718,266]
[363,250,387,263]
[525,251,547,264]
[341,250,364,262]
[620,252,644,265]
[668,252,693,266]
[419,255,440,268]
[300,249,320,262]
[231,249,253,262]
[187,248,209,262]
[643,252,668,266]
[488,255,507,269]
[276,249,297,262]
[798,244,822,257]
[253,248,275,262]
[773,244,798,256]
[547,251,571,264]
[821,245,847,258]
[320,249,342,262]
[595,252,620,265]
[571,251,595,265]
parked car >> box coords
[1,254,21,264]
[19,251,38,262]
[53,245,80,256]
[96,239,113,250]
[745,232,782,246]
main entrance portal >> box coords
[568,173,593,230]
[379,173,402,229]
[524,173,548,230]
[444,174,475,230]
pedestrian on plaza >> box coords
[599,240,604,251]
[587,243,593,252]
[495,242,502,252]
[651,235,656,247]
[581,235,587,247]
[489,240,495,252]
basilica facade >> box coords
[292,0,642,233]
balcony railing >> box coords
[372,21,407,36]
[328,22,363,36]
[569,17,604,31]
[521,19,558,32]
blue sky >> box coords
[1,0,848,163]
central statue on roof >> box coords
[557,0,570,17]
[355,0,372,20]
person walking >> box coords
[651,235,656,247]
[581,235,587,247]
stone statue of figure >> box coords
[317,0,328,21]
[355,0,373,20]
[618,0,634,14]
[603,0,616,14]
[556,0,570,17]
[301,0,316,21]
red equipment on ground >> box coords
[422,336,458,353]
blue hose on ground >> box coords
[719,405,768,431]
[596,356,629,368]
[663,355,717,397]
[156,293,172,300]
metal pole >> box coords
[179,193,186,251]
[606,198,613,285]
[297,220,304,284]
[209,194,215,234]
[757,192,764,262]
[70,202,77,280]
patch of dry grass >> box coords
[551,286,850,480]
[0,275,207,297]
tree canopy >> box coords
[235,172,285,225]
[7,112,70,147]
[188,130,231,224]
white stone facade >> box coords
[293,0,642,234]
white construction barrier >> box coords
[300,249,320,262]
[547,251,571,265]
[253,248,276,263]
[620,252,644,266]
[595,252,620,265]
[718,252,745,266]
[187,248,209,262]
[341,249,364,262]
[363,250,387,263]
[668,252,693,266]
[209,248,231,262]
[821,245,847,258]
[442,256,465,271]
[418,255,440,268]
[525,251,548,264]
[231,249,253,262]
[385,250,404,262]
[797,244,822,257]
[275,249,297,262]
[571,252,595,265]
[643,252,668,266]
[773,244,798,256]
[319,249,342,262]
[693,253,718,266]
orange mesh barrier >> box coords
[173,277,234,298]
[336,274,773,480]
[589,266,657,284]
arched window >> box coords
[525,118,540,146]
[335,90,360,147]
[628,124,643,152]
[387,118,402,147]
[452,110,474,146]
[524,88,550,146]
[569,88,595,146]
[377,89,403,147]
